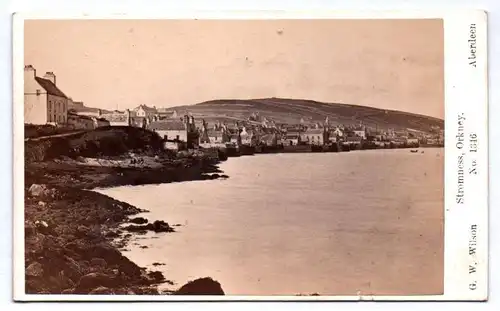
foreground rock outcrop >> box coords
[24,185,165,294]
[123,220,175,233]
[24,129,227,295]
[174,277,225,295]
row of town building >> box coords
[24,64,444,149]
[24,65,110,130]
[23,65,180,130]
[147,115,443,151]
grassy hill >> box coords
[171,97,444,133]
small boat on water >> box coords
[410,149,419,153]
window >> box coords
[36,89,41,96]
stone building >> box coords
[24,65,68,125]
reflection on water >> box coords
[97,149,444,296]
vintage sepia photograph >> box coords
[17,16,452,299]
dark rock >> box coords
[25,222,37,238]
[89,286,115,295]
[28,184,56,198]
[84,243,120,260]
[90,258,107,269]
[129,217,148,224]
[152,220,175,233]
[75,272,121,294]
[140,246,148,249]
[63,256,84,282]
[34,220,54,235]
[114,288,136,295]
[174,277,225,295]
[123,220,175,233]
[105,230,120,238]
[152,262,165,266]
[26,262,44,277]
[75,225,90,238]
[123,224,150,233]
[136,287,159,295]
[147,271,165,283]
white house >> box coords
[24,65,68,125]
[134,105,157,118]
[353,127,366,139]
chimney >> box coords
[44,72,56,85]
[125,109,131,125]
[24,65,36,73]
[24,65,36,80]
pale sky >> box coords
[24,19,444,119]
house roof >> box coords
[304,128,324,135]
[68,103,109,115]
[101,113,128,123]
[68,112,93,120]
[346,136,363,142]
[35,77,67,98]
[207,129,224,137]
[135,104,157,113]
[259,134,275,142]
[147,120,186,131]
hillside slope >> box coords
[171,97,443,133]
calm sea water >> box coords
[97,149,444,296]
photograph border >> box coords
[12,9,489,302]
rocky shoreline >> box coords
[24,154,228,295]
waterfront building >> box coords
[352,126,367,139]
[346,136,363,147]
[147,115,199,148]
[133,104,157,118]
[329,127,344,142]
[155,108,178,120]
[207,129,226,143]
[283,131,301,146]
[67,112,95,130]
[24,65,68,125]
[240,126,256,145]
[68,100,106,118]
[100,110,132,126]
[301,128,325,145]
[200,120,230,144]
[92,117,110,128]
[130,116,148,128]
